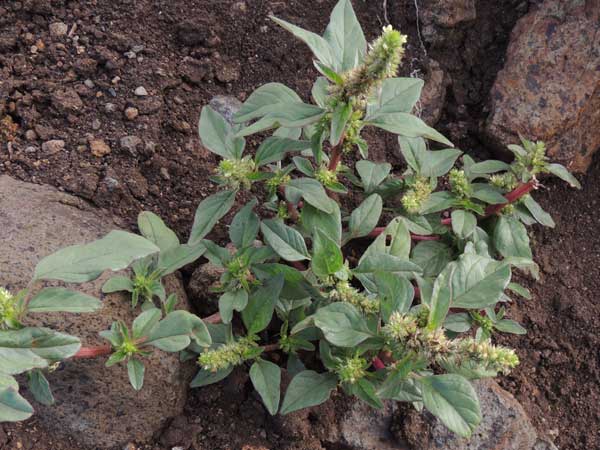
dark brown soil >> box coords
[1,1,597,449]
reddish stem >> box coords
[485,180,536,217]
[372,356,386,370]
[328,144,343,171]
[203,312,222,324]
[290,260,306,271]
[73,344,112,359]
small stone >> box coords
[84,79,95,89]
[134,86,148,96]
[24,146,38,154]
[25,129,37,141]
[49,22,68,38]
[105,103,117,113]
[51,88,84,114]
[131,45,145,53]
[160,167,170,180]
[41,139,65,155]
[91,119,101,130]
[124,107,139,120]
[124,51,136,59]
[215,59,240,83]
[89,139,111,157]
[120,135,142,156]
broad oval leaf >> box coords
[249,359,281,415]
[219,289,248,324]
[493,216,532,259]
[137,211,179,252]
[366,112,453,147]
[189,190,237,244]
[0,387,34,422]
[242,275,284,335]
[261,219,310,262]
[323,0,367,71]
[28,288,102,314]
[127,358,145,391]
[234,82,302,123]
[311,229,344,278]
[348,194,382,239]
[280,370,338,415]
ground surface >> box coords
[0,0,598,449]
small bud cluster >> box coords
[226,257,256,291]
[315,166,339,187]
[342,109,365,154]
[329,281,379,314]
[383,312,452,358]
[470,311,493,334]
[198,336,259,372]
[0,287,19,330]
[266,170,291,194]
[514,139,548,177]
[402,177,432,214]
[217,158,256,190]
[336,355,368,384]
[449,169,472,198]
[333,25,407,102]
[453,338,519,375]
[490,172,518,191]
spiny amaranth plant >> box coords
[0,0,581,438]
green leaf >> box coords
[293,156,315,176]
[34,230,160,283]
[158,243,207,275]
[313,303,372,347]
[420,149,463,178]
[352,378,384,409]
[0,328,81,375]
[146,311,211,351]
[190,366,233,387]
[280,370,338,415]
[521,195,555,228]
[420,191,456,214]
[368,77,424,116]
[229,199,260,250]
[398,136,425,172]
[255,137,310,166]
[28,288,102,314]
[234,82,302,123]
[102,276,134,294]
[366,113,453,147]
[494,319,526,335]
[261,219,310,262]
[507,282,531,299]
[420,374,481,438]
[301,203,342,246]
[314,61,344,84]
[546,163,581,189]
[323,0,367,71]
[270,17,337,70]
[361,217,411,261]
[468,160,511,175]
[0,387,33,422]
[374,272,414,321]
[444,313,472,333]
[199,106,244,159]
[428,264,455,330]
[493,216,532,259]
[312,77,330,107]
[356,160,391,194]
[470,184,507,204]
[451,210,477,239]
[242,275,284,335]
[451,254,512,309]
[28,369,54,406]
[127,359,145,391]
[348,194,382,239]
[219,289,248,324]
[249,359,281,415]
[237,103,325,137]
[311,229,343,278]
[411,241,453,277]
[330,102,352,145]
[286,178,337,214]
[189,190,237,244]
[137,211,179,252]
[354,254,422,275]
[132,308,162,339]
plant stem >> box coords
[485,180,536,217]
[328,143,343,171]
[262,343,280,353]
[73,344,112,359]
[204,311,222,324]
[372,356,386,370]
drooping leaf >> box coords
[368,77,424,116]
[420,374,481,438]
[146,311,211,351]
[28,288,102,314]
[521,195,555,228]
[330,102,352,146]
[285,178,337,214]
[189,190,237,244]
[219,289,248,324]
[242,275,284,335]
[102,276,134,294]
[0,387,33,422]
[348,194,382,239]
[470,184,507,204]
[249,359,281,415]
[127,359,145,391]
[313,303,372,347]
[34,231,160,283]
[190,366,234,388]
[28,370,54,406]
[301,203,342,245]
[137,211,179,252]
[546,163,581,189]
[493,216,532,259]
[311,229,344,278]
[280,370,338,415]
[354,254,422,275]
[420,149,463,178]
[494,319,526,335]
[261,219,310,262]
[255,137,311,166]
[234,82,302,123]
[451,210,477,239]
[158,242,207,275]
[132,308,162,339]
[366,113,453,147]
[312,77,330,107]
[468,160,511,176]
[199,106,244,159]
[428,264,455,330]
[374,272,414,321]
[398,136,426,173]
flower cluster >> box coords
[333,25,407,102]
[315,166,339,188]
[516,139,548,177]
[329,281,379,314]
[336,355,368,384]
[0,287,19,330]
[266,170,291,194]
[401,177,432,214]
[490,172,518,191]
[452,338,519,375]
[198,336,260,372]
[217,157,256,190]
[449,169,472,198]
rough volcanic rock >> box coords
[485,0,600,172]
[419,58,451,126]
[340,400,401,450]
[419,0,476,28]
[0,175,194,449]
[398,379,537,450]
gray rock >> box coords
[120,135,142,156]
[533,437,559,450]
[0,176,193,448]
[209,95,242,127]
[41,139,65,155]
[51,88,84,115]
[400,380,537,450]
[105,102,118,113]
[49,22,68,38]
[340,400,400,450]
[134,86,148,96]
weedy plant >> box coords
[0,0,581,438]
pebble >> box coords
[160,167,170,180]
[120,135,142,156]
[124,51,136,59]
[49,22,68,38]
[134,86,148,96]
[89,139,111,157]
[124,107,139,120]
[24,146,38,154]
[84,79,95,89]
[131,45,144,53]
[25,129,37,141]
[91,119,101,130]
[41,140,65,155]
[105,103,117,113]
